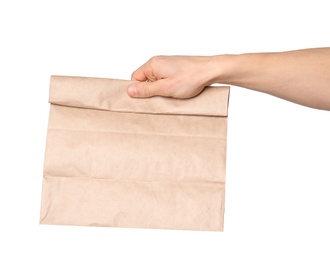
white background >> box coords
[1,0,329,259]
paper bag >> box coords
[40,76,230,231]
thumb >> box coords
[127,80,167,98]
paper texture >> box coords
[40,75,230,231]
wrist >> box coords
[211,53,270,87]
[207,54,239,85]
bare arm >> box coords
[127,48,330,110]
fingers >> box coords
[131,66,148,81]
[131,56,160,82]
[127,80,168,98]
[131,60,153,82]
[129,59,161,98]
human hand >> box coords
[127,56,217,98]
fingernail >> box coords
[128,85,137,97]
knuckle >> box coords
[142,82,151,97]
[149,55,164,66]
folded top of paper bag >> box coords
[49,76,229,116]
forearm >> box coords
[212,48,330,110]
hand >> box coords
[127,56,217,98]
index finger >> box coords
[131,59,158,82]
[131,63,148,81]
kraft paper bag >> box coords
[40,75,230,231]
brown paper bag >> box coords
[40,76,230,231]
